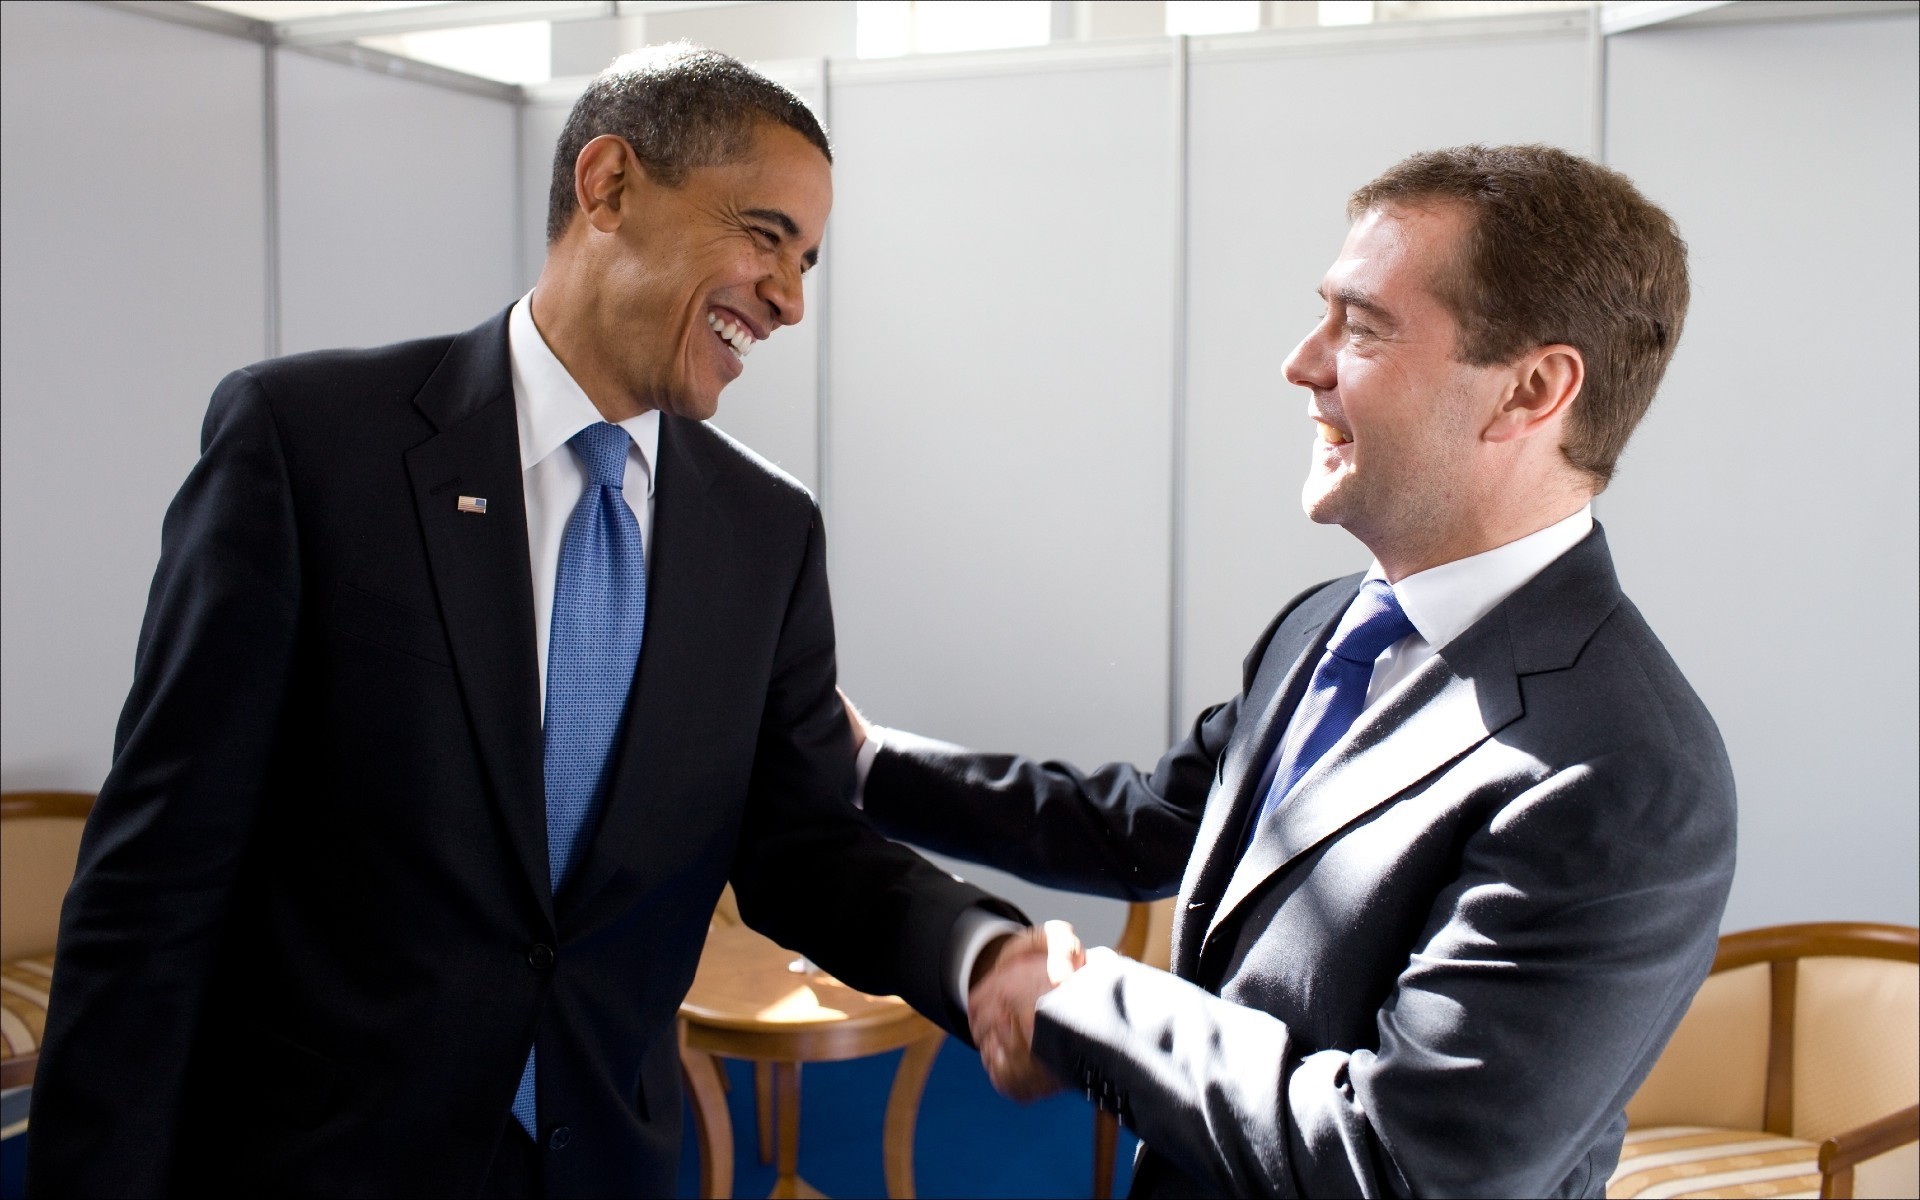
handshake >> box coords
[966,919,1089,1102]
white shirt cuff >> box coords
[948,907,1026,1017]
[850,725,887,809]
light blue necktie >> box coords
[512,421,648,1140]
[1252,579,1414,836]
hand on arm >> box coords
[968,920,1085,1101]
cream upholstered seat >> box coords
[1,791,94,1088]
[1610,923,1919,1200]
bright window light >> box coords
[857,0,1051,59]
[1166,1,1262,36]
[1318,1,1375,24]
[856,0,913,58]
[357,21,551,84]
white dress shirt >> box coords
[510,291,661,718]
[1357,504,1594,711]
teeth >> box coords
[708,311,756,358]
[1315,420,1351,445]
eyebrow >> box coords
[1318,284,1394,323]
[743,208,820,267]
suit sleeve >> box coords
[26,370,302,1197]
[727,504,1025,1040]
[1029,747,1734,1198]
[857,593,1310,901]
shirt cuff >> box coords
[850,725,887,809]
[948,907,1027,1017]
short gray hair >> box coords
[546,42,832,244]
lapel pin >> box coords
[456,495,488,515]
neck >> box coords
[530,255,655,423]
[1367,477,1592,583]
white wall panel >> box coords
[827,58,1178,942]
[1604,12,1920,930]
[276,49,519,353]
[1180,30,1591,719]
[1,2,268,791]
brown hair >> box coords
[1349,144,1688,489]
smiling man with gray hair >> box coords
[27,44,1031,1198]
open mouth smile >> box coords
[706,309,758,360]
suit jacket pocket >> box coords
[251,1027,342,1130]
[333,582,453,667]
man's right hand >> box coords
[837,686,871,754]
[967,921,1085,1102]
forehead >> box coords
[1324,201,1469,303]
[698,123,833,224]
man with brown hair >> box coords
[845,144,1736,1196]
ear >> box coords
[1484,343,1583,445]
[574,134,639,235]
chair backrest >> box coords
[1114,898,1177,972]
[1625,922,1920,1143]
[0,791,95,962]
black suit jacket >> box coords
[27,309,1011,1198]
[865,528,1736,1198]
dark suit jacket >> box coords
[26,309,1012,1198]
[865,527,1736,1198]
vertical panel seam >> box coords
[1168,34,1190,747]
[263,40,281,359]
[815,56,834,524]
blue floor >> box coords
[0,1043,1137,1198]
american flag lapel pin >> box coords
[456,495,488,515]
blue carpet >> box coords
[0,1046,1138,1198]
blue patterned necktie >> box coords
[1252,579,1415,834]
[513,421,648,1139]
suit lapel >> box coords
[403,309,551,927]
[1169,578,1357,979]
[1198,524,1624,957]
[561,415,723,918]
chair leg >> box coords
[756,1059,776,1165]
[1093,1108,1118,1200]
[882,1029,944,1199]
[1820,1164,1855,1200]
[679,1045,734,1200]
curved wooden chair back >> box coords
[1,791,95,962]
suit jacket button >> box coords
[528,943,555,970]
[548,1125,572,1150]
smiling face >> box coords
[1281,203,1517,571]
[563,120,829,422]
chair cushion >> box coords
[1,955,55,1087]
[1608,1125,1822,1199]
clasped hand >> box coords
[967,920,1085,1101]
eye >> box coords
[749,226,780,249]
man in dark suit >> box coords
[26,46,1029,1198]
[845,145,1737,1196]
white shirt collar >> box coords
[1366,505,1595,652]
[508,291,659,492]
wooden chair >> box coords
[1611,922,1920,1199]
[678,886,944,1198]
[1,791,94,1088]
[1093,897,1176,1200]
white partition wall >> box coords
[1180,19,1592,718]
[825,51,1179,941]
[276,50,520,354]
[1603,10,1920,930]
[1,2,269,789]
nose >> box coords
[759,257,805,328]
[1282,319,1334,395]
